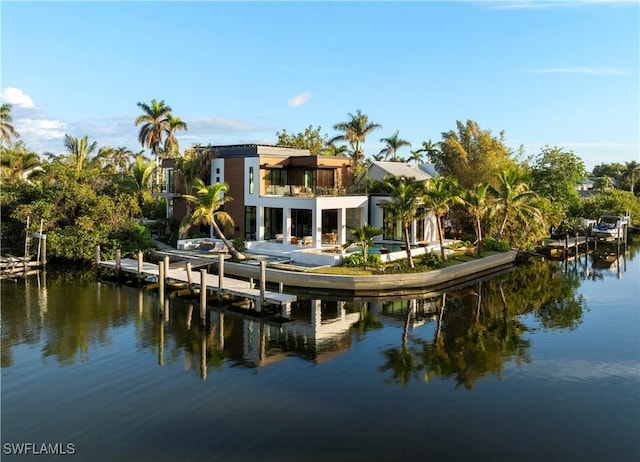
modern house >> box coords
[162,145,439,253]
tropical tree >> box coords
[321,142,348,157]
[409,149,424,164]
[420,139,440,163]
[128,154,156,209]
[276,125,328,155]
[330,110,382,168]
[346,224,383,266]
[0,141,42,184]
[460,183,491,255]
[422,177,461,261]
[379,130,411,162]
[621,161,640,194]
[530,146,585,213]
[436,120,516,189]
[489,166,540,241]
[174,147,210,196]
[380,176,423,268]
[135,99,172,159]
[179,178,245,259]
[164,114,188,157]
[64,134,98,175]
[0,103,19,144]
[111,147,135,177]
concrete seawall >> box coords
[223,251,519,297]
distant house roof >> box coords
[366,161,437,182]
[195,144,311,158]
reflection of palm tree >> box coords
[180,179,245,259]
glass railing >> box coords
[263,185,354,197]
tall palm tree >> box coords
[0,103,19,144]
[330,109,381,169]
[409,149,424,164]
[422,177,461,261]
[622,161,640,194]
[180,178,245,260]
[379,130,411,162]
[490,167,540,241]
[111,146,134,177]
[380,176,423,268]
[135,99,172,159]
[174,147,210,196]
[421,139,440,163]
[346,224,383,266]
[461,183,491,256]
[64,134,98,175]
[163,114,188,157]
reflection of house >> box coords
[163,145,440,250]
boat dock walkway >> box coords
[99,257,297,306]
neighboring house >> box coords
[364,161,439,246]
[162,147,440,249]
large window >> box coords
[383,209,402,241]
[264,207,283,240]
[291,209,312,238]
[244,206,256,240]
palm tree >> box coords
[321,143,348,157]
[128,154,156,208]
[422,177,461,261]
[461,183,491,256]
[380,176,423,268]
[421,139,440,163]
[180,178,245,260]
[174,147,210,196]
[163,114,188,157]
[379,130,411,162]
[64,134,98,175]
[0,142,42,184]
[0,103,19,144]
[489,167,540,241]
[135,99,172,159]
[111,146,134,177]
[346,224,383,266]
[409,149,424,164]
[622,161,640,194]
[330,109,382,169]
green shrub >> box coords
[484,237,510,252]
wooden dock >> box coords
[98,257,297,306]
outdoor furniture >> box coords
[275,234,284,243]
[302,236,313,246]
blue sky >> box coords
[2,0,638,171]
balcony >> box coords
[263,185,349,197]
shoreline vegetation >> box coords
[2,102,640,278]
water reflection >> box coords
[2,250,630,386]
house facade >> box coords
[165,145,439,250]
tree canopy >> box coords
[275,125,329,155]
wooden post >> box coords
[115,249,121,278]
[95,245,101,265]
[186,262,193,289]
[40,236,47,267]
[249,277,254,289]
[200,269,207,322]
[279,281,283,293]
[259,260,266,308]
[218,252,225,297]
[158,262,165,307]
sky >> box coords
[1,0,639,171]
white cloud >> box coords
[288,92,311,107]
[1,87,36,108]
[529,67,631,75]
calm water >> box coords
[2,248,639,462]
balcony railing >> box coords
[264,185,353,197]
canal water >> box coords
[2,247,639,461]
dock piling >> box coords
[158,262,165,307]
[218,253,225,297]
[200,269,207,322]
[259,261,266,310]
